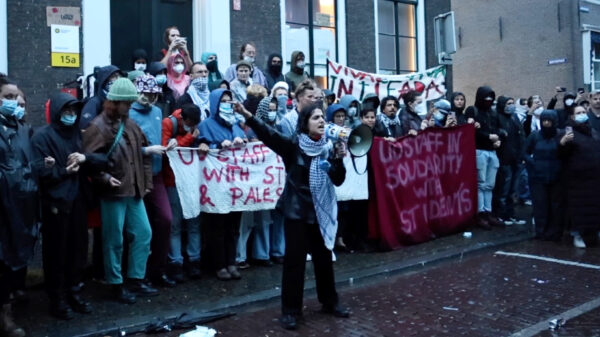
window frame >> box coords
[377,0,418,74]
[282,0,339,78]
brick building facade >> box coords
[1,0,599,126]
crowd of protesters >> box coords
[1,25,600,334]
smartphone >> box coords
[565,126,573,133]
[578,88,585,94]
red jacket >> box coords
[162,109,196,187]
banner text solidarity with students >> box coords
[368,125,477,249]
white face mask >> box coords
[565,98,574,107]
[348,107,358,117]
[534,107,544,116]
[134,63,147,71]
[243,56,255,64]
[296,61,305,69]
[173,64,185,74]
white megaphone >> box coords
[325,123,373,157]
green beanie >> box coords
[107,78,139,101]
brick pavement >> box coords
[16,217,534,336]
[156,240,600,337]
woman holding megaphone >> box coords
[235,101,350,330]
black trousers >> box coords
[0,263,20,304]
[41,196,88,301]
[281,219,338,315]
[531,181,563,240]
[203,212,241,270]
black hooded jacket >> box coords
[80,65,122,129]
[264,53,286,91]
[31,93,107,212]
[496,96,525,165]
[465,86,500,151]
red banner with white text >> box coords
[368,125,477,249]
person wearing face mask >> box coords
[0,77,46,337]
[224,42,267,87]
[524,95,545,137]
[83,78,157,304]
[131,48,148,73]
[265,53,287,91]
[373,96,403,140]
[558,105,600,248]
[129,75,178,288]
[166,54,190,100]
[15,89,27,123]
[148,61,175,118]
[421,99,456,129]
[197,89,247,280]
[229,61,254,103]
[80,65,125,129]
[285,51,310,92]
[465,86,503,229]
[237,102,350,330]
[492,96,526,226]
[201,52,224,92]
[271,81,290,121]
[339,95,361,129]
[399,90,424,136]
[176,62,210,121]
[161,104,204,282]
[32,93,108,320]
[524,110,563,242]
[547,91,576,129]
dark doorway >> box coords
[110,0,193,71]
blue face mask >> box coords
[433,111,445,121]
[13,106,25,120]
[267,110,277,122]
[575,113,589,124]
[219,102,237,125]
[155,74,167,86]
[0,99,18,117]
[60,114,77,126]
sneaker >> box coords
[227,265,241,280]
[511,218,527,225]
[523,200,532,206]
[477,212,492,230]
[306,254,312,261]
[573,234,586,248]
[236,261,250,269]
[216,268,231,281]
[499,218,514,226]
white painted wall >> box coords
[193,0,231,73]
[0,0,7,74]
[416,0,426,71]
[82,0,111,76]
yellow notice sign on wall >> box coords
[50,24,80,68]
[51,53,80,67]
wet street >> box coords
[160,240,600,337]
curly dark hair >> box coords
[296,103,323,135]
[400,90,420,106]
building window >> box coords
[284,0,337,88]
[377,0,417,74]
[593,34,600,91]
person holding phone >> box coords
[159,26,192,67]
[559,105,600,248]
[236,101,350,330]
[548,87,576,129]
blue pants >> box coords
[100,197,152,284]
[166,187,201,265]
[237,210,271,262]
[476,150,499,213]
